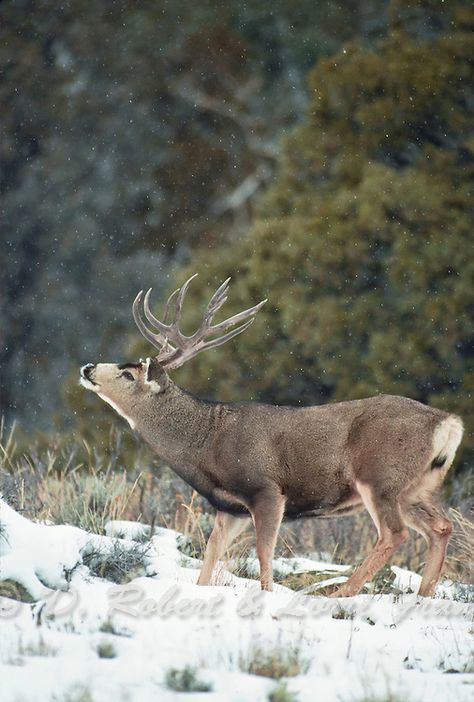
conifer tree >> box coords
[167,0,473,464]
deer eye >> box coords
[121,371,135,381]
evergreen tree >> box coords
[165,0,473,465]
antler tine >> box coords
[143,289,171,338]
[144,275,198,348]
[207,277,231,312]
[191,282,229,340]
[201,317,256,352]
[164,318,256,370]
[133,291,172,353]
[172,273,198,326]
[210,298,267,334]
[163,287,180,325]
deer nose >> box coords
[81,363,95,379]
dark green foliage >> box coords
[0,0,377,433]
[167,0,474,466]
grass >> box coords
[99,619,130,636]
[82,539,150,584]
[176,508,215,560]
[277,569,348,591]
[99,619,119,635]
[366,564,398,594]
[439,650,474,674]
[0,579,36,603]
[268,681,300,702]
[332,605,354,620]
[53,685,95,702]
[447,509,474,581]
[164,665,213,692]
[18,635,58,657]
[96,641,117,659]
[38,470,141,535]
[0,423,211,543]
[239,639,310,679]
[0,518,7,545]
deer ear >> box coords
[144,357,168,393]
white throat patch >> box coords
[79,377,98,392]
[97,393,136,430]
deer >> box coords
[80,274,463,597]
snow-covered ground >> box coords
[1,497,472,702]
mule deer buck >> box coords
[80,274,463,597]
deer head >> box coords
[80,274,266,425]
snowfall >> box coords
[0,496,472,702]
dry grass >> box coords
[239,637,310,678]
[18,635,58,657]
[0,422,207,538]
[445,508,474,581]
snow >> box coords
[1,497,473,702]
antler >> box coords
[132,274,266,370]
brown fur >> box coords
[81,358,463,596]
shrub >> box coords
[96,641,117,659]
[82,540,150,584]
[0,579,35,603]
[57,685,95,702]
[331,606,354,621]
[19,635,57,657]
[169,1,474,469]
[268,681,300,702]
[164,665,213,692]
[98,619,131,636]
[240,640,310,679]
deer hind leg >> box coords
[330,480,408,598]
[197,511,250,586]
[401,499,452,597]
[251,490,286,592]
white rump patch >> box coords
[431,415,464,471]
[97,393,136,430]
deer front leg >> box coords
[197,511,249,586]
[251,490,286,591]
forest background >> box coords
[1,0,472,547]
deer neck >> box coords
[132,383,214,473]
